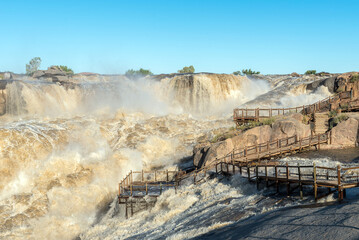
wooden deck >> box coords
[213,162,359,201]
[118,170,185,218]
[233,91,353,124]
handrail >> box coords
[233,91,353,121]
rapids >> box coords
[0,73,332,239]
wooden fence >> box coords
[233,91,353,123]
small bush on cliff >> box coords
[58,65,74,75]
[350,73,359,83]
[304,70,316,75]
[329,113,349,129]
[26,57,41,75]
[234,69,260,75]
[178,65,195,73]
[125,68,153,78]
[328,110,338,118]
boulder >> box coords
[330,118,359,147]
[32,66,70,82]
[3,72,13,79]
[271,118,311,140]
[306,77,336,93]
[193,142,211,167]
[44,66,67,76]
[231,125,272,148]
[290,113,304,122]
[201,138,234,167]
[291,72,300,77]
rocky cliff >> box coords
[194,113,359,168]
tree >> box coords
[178,65,195,73]
[233,69,260,75]
[58,65,74,75]
[305,70,316,75]
[26,57,41,75]
[125,68,153,78]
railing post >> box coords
[298,163,303,199]
[286,163,290,196]
[313,163,317,201]
[275,165,279,193]
[318,134,321,150]
[337,165,343,201]
[166,170,169,182]
[142,170,144,182]
[256,164,259,190]
[265,161,268,187]
[329,131,332,145]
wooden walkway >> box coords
[211,133,330,166]
[118,160,359,218]
[213,161,359,202]
[233,91,353,124]
[118,133,335,217]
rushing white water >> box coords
[0,73,340,239]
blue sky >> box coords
[1,0,358,74]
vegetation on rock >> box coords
[125,68,153,78]
[329,110,349,129]
[26,57,41,75]
[178,65,195,73]
[304,70,316,75]
[233,69,260,75]
[350,73,359,82]
[210,117,276,143]
[57,65,74,75]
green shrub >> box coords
[233,69,260,75]
[328,110,338,118]
[302,115,309,124]
[178,65,195,73]
[58,65,74,75]
[125,68,153,78]
[340,103,349,111]
[261,117,275,125]
[350,73,359,83]
[210,127,239,143]
[333,114,348,125]
[329,114,349,129]
[304,70,316,75]
[241,69,260,75]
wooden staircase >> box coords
[314,112,329,134]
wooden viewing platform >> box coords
[118,170,185,218]
[233,91,353,124]
[213,161,359,202]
